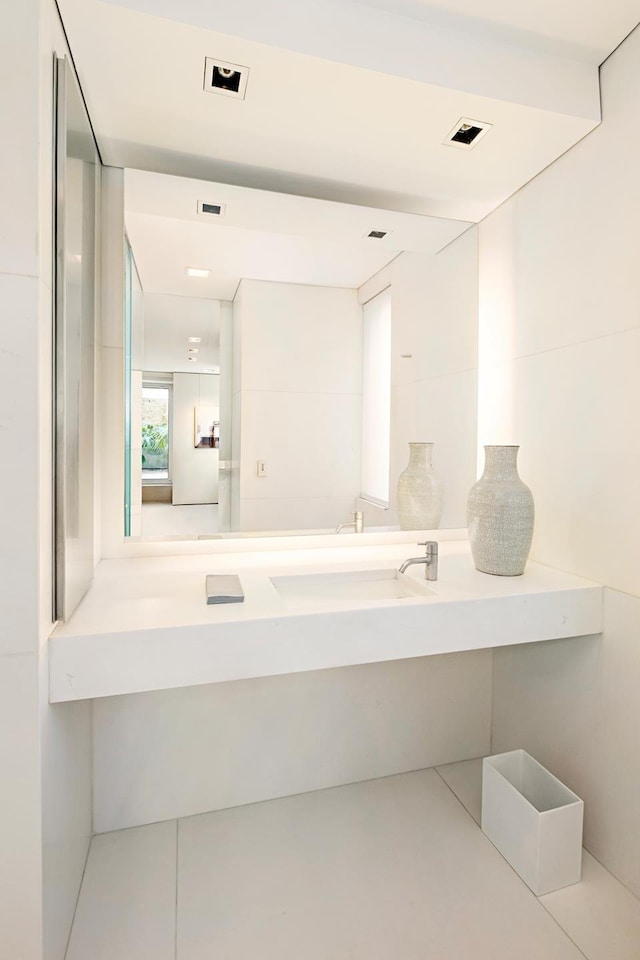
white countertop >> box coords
[49,540,603,703]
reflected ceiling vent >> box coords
[366,229,389,239]
[203,58,249,100]
[197,200,226,217]
[444,117,492,149]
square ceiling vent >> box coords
[203,58,249,100]
[197,200,226,217]
[444,117,492,150]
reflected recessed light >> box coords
[188,357,198,362]
[186,267,210,278]
[188,336,201,343]
[188,347,199,354]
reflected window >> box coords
[142,384,171,481]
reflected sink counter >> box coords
[49,540,603,703]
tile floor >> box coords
[65,762,640,960]
[140,503,219,539]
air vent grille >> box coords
[197,201,226,217]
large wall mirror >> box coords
[122,169,478,542]
[54,0,601,552]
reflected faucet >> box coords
[399,541,438,580]
[336,510,365,534]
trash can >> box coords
[481,749,583,895]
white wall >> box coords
[217,301,234,531]
[92,650,492,832]
[361,288,391,503]
[232,279,363,531]
[0,6,43,950]
[129,370,143,535]
[172,372,220,504]
[100,168,127,560]
[0,2,94,958]
[478,24,640,898]
[129,258,144,536]
[230,284,243,530]
[41,11,95,960]
[359,233,478,529]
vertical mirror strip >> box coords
[123,238,133,536]
[53,57,67,619]
[53,56,100,621]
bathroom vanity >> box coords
[49,536,602,703]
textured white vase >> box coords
[467,445,534,576]
[396,442,443,531]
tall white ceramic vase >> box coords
[467,445,534,576]
[396,442,443,531]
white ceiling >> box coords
[142,292,220,373]
[55,0,633,222]
[67,0,639,372]
[349,0,640,62]
[125,169,473,298]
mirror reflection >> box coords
[124,169,478,541]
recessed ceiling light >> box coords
[188,347,199,354]
[443,117,492,150]
[186,267,210,278]
[187,336,201,343]
[203,58,249,100]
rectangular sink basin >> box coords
[270,568,436,606]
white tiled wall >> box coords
[0,1,45,955]
[172,373,220,505]
[492,591,640,900]
[0,273,40,656]
[0,654,43,958]
[40,650,92,960]
[100,168,127,559]
[1,1,39,280]
[479,24,640,898]
[41,7,95,959]
[231,280,363,532]
[92,650,493,833]
[359,232,479,529]
[0,2,96,957]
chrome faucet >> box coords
[399,541,438,580]
[335,510,364,534]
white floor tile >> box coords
[177,769,583,960]
[436,757,483,824]
[540,852,640,960]
[141,503,219,538]
[66,821,177,960]
[437,757,640,959]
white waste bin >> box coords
[481,749,583,896]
